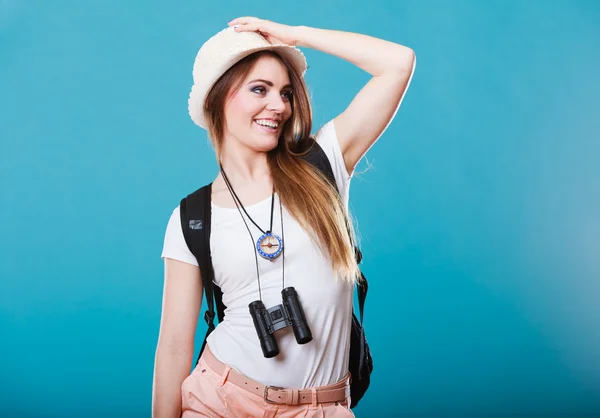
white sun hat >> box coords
[188,26,308,129]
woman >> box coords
[153,17,415,418]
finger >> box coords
[228,16,260,25]
[233,23,264,33]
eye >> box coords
[251,86,293,101]
[252,86,267,95]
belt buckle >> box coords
[264,385,285,404]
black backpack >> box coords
[179,138,373,408]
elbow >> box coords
[155,333,195,362]
[394,47,416,75]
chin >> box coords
[252,140,279,153]
[250,133,280,152]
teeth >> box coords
[255,120,278,128]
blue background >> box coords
[1,0,599,417]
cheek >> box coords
[227,92,261,122]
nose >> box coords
[266,92,287,113]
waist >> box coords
[206,321,352,388]
[201,345,351,406]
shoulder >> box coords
[314,119,336,147]
[314,120,346,175]
[312,119,353,204]
[314,119,352,180]
[165,205,182,231]
[161,204,199,267]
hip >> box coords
[181,345,354,418]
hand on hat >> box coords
[228,17,299,47]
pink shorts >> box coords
[181,346,355,417]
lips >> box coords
[254,120,279,133]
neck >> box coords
[218,143,271,187]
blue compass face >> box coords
[256,233,283,260]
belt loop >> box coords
[310,387,318,409]
[217,365,231,387]
[290,389,299,406]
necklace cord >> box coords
[280,200,285,291]
[219,166,285,301]
[220,167,275,234]
[220,166,263,301]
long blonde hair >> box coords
[203,50,360,284]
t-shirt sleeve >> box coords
[161,206,199,266]
[314,119,352,207]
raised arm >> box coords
[293,25,416,175]
[228,19,415,175]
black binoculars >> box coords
[248,287,312,358]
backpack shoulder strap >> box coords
[179,183,216,358]
[302,137,336,188]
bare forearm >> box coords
[293,25,414,76]
[152,347,193,418]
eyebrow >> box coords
[247,79,292,89]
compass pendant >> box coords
[256,232,283,260]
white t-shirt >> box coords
[161,119,354,388]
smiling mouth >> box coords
[254,120,280,133]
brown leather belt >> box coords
[202,347,350,406]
